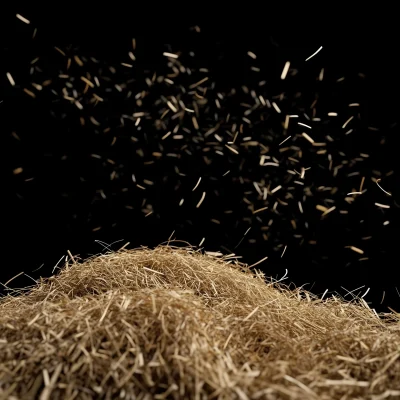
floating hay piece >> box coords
[305,46,323,62]
[1,245,400,399]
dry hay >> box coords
[1,245,400,400]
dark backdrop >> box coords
[1,7,399,314]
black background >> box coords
[1,6,399,314]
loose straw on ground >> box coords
[1,245,400,399]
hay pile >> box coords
[1,246,400,399]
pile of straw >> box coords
[1,245,400,399]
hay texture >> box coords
[1,245,400,399]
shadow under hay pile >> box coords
[1,246,400,399]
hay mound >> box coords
[1,246,400,399]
